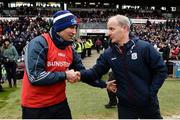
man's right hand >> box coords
[65,69,79,83]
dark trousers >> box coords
[96,46,101,53]
[22,99,72,119]
[107,72,117,104]
[87,48,91,56]
[117,102,162,119]
[5,61,17,87]
[81,49,86,59]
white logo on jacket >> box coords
[111,57,117,60]
[131,53,137,60]
[58,53,65,57]
[47,61,70,67]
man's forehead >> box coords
[107,19,119,28]
[108,17,118,24]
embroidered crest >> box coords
[131,53,137,60]
[71,18,77,24]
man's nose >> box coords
[72,28,77,34]
[107,31,111,36]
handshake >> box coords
[65,69,117,93]
[65,69,80,84]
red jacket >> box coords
[21,33,73,108]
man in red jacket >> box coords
[21,10,116,119]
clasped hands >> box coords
[65,69,117,93]
[65,69,80,84]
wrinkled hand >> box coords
[65,69,79,83]
[106,80,117,93]
[75,71,81,80]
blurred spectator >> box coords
[95,38,102,53]
[84,38,93,57]
[159,43,170,62]
[0,39,19,88]
[0,52,6,91]
[102,37,109,50]
[170,45,179,60]
[75,38,83,59]
[146,19,151,28]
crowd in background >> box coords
[1,5,180,19]
[0,16,180,57]
[0,8,180,91]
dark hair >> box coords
[3,38,11,43]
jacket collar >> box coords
[49,27,73,49]
[111,38,138,55]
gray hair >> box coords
[109,15,131,29]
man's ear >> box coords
[123,25,130,32]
